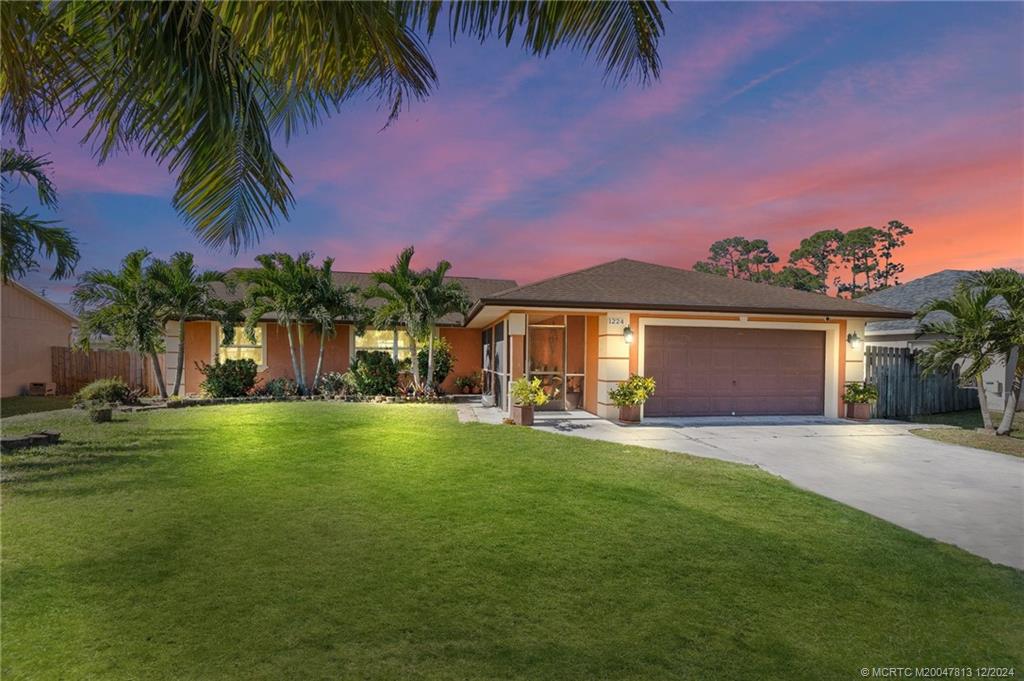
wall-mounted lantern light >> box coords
[847,332,862,349]
[623,326,634,345]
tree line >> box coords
[692,220,913,298]
[70,247,467,399]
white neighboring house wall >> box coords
[863,332,1016,412]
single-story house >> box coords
[1,281,78,397]
[859,269,1020,411]
[179,258,908,420]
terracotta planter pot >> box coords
[89,407,112,423]
[618,405,642,423]
[846,402,871,420]
[511,403,534,426]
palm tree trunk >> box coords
[409,335,420,392]
[313,329,326,389]
[284,322,302,388]
[172,317,186,396]
[996,347,1021,436]
[296,323,308,392]
[427,328,435,393]
[976,374,994,431]
[150,350,168,399]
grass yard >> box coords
[0,395,73,418]
[2,404,1021,680]
[909,409,1024,458]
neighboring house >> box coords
[176,258,908,420]
[1,281,78,397]
[175,272,517,396]
[465,259,906,420]
[859,269,1018,411]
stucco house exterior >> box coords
[859,269,1019,411]
[175,272,517,396]
[1,281,78,397]
[176,259,908,420]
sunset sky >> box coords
[8,2,1023,302]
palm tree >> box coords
[72,250,169,398]
[3,2,665,252]
[970,269,1024,435]
[417,260,469,392]
[237,253,318,392]
[917,283,1002,431]
[308,258,363,388]
[148,252,230,397]
[1,149,79,282]
[366,247,430,392]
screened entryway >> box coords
[527,314,586,411]
[481,321,508,410]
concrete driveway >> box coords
[529,412,1024,569]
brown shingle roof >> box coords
[214,270,517,326]
[469,259,910,320]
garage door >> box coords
[643,326,825,417]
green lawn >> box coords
[909,409,1024,457]
[0,395,73,418]
[2,404,1021,680]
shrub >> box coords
[74,378,136,406]
[199,359,258,397]
[254,376,300,398]
[417,337,455,388]
[608,374,656,407]
[510,377,549,407]
[348,351,398,395]
[315,371,350,397]
[843,381,879,404]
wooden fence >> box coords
[864,346,978,418]
[51,347,155,396]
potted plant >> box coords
[87,399,113,423]
[608,374,656,423]
[454,375,474,394]
[509,377,549,426]
[843,381,878,420]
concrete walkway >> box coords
[457,405,1024,569]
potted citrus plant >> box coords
[608,374,656,423]
[843,381,878,420]
[510,377,548,426]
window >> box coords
[355,329,415,361]
[218,325,264,365]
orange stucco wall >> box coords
[261,323,351,384]
[439,327,482,393]
[1,284,76,397]
[183,321,213,395]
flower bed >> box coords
[119,394,460,412]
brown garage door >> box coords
[643,326,825,417]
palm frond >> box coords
[398,1,667,84]
[0,204,80,281]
